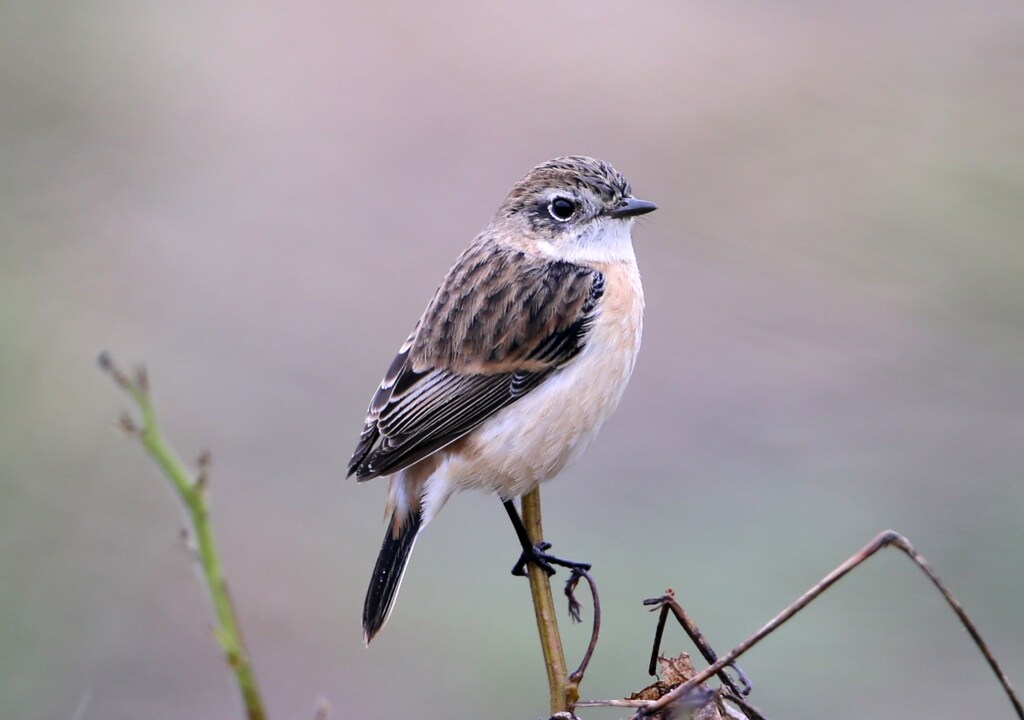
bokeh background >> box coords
[2,2,1022,719]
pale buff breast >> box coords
[441,260,644,500]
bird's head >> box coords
[491,155,656,263]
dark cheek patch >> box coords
[527,204,553,232]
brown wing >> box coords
[347,243,604,480]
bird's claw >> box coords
[512,541,591,578]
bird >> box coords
[348,155,656,644]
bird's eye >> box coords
[547,197,577,222]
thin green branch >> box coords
[521,488,578,714]
[99,353,267,720]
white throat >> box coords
[537,218,638,264]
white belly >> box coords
[433,260,643,505]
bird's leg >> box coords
[502,499,592,577]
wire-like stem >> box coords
[99,353,267,720]
[624,530,1022,720]
[521,488,578,714]
[566,568,600,685]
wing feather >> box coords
[347,243,604,480]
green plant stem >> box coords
[112,364,267,720]
[521,488,577,714]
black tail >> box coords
[362,510,423,644]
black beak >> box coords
[609,197,658,219]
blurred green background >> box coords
[2,2,1022,719]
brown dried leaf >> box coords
[628,653,732,720]
[660,652,696,686]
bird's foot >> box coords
[511,541,592,577]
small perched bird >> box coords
[348,156,655,643]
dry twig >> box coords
[578,530,1021,720]
[521,488,577,713]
